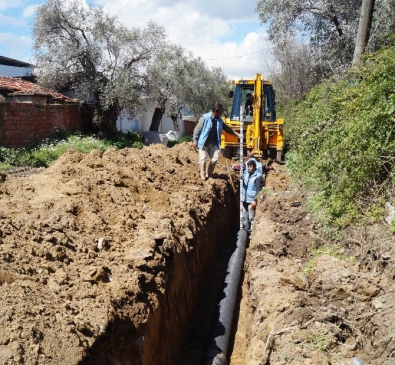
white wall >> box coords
[0,65,33,77]
[116,109,140,133]
[116,99,185,138]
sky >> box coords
[0,0,273,80]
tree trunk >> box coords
[149,107,165,132]
[170,114,179,132]
[91,92,119,137]
[352,0,376,65]
[92,103,119,138]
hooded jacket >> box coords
[242,168,263,203]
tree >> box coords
[145,46,230,132]
[352,0,376,64]
[265,37,319,104]
[33,0,167,136]
[256,0,395,78]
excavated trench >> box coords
[0,145,253,365]
[78,180,240,365]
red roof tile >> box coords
[0,76,78,103]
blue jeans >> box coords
[242,202,256,233]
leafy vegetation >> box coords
[259,0,395,85]
[301,331,332,351]
[33,0,230,136]
[285,45,395,230]
[0,131,143,170]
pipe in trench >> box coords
[201,228,248,365]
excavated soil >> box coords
[0,143,239,365]
[230,164,395,365]
[0,143,394,365]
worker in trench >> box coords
[193,102,240,180]
[242,159,264,236]
[232,151,263,175]
[233,153,275,184]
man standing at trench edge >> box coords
[242,159,263,236]
[193,102,240,180]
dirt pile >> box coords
[230,164,395,365]
[0,143,238,365]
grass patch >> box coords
[301,331,332,351]
[0,130,144,170]
[302,243,355,274]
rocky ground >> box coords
[0,143,394,365]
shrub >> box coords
[285,46,395,229]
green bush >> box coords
[285,46,395,229]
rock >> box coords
[280,271,305,290]
[384,202,395,225]
[97,237,106,250]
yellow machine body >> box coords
[221,73,284,161]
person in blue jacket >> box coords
[246,151,263,175]
[242,159,263,235]
[232,151,263,175]
[193,102,240,180]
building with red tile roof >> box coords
[0,76,78,104]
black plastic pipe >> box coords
[201,228,248,365]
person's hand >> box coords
[250,200,257,208]
[192,142,197,151]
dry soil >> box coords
[0,143,394,365]
[230,161,395,365]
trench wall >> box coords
[0,102,85,148]
[79,181,239,365]
[142,187,239,364]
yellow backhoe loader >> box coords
[220,73,284,161]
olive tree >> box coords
[145,45,230,132]
[33,0,167,135]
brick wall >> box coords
[183,119,197,136]
[0,102,85,148]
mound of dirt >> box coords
[0,143,239,365]
[230,163,395,365]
